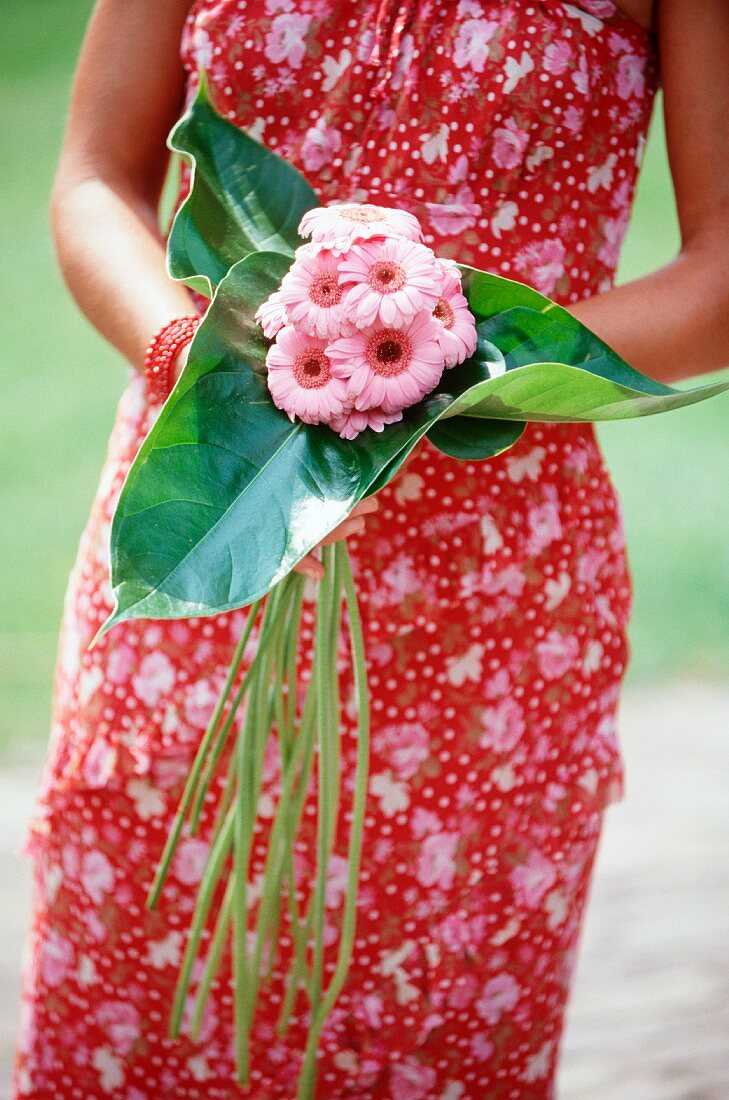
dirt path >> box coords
[2,682,728,1099]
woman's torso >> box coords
[181,0,658,302]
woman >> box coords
[14,1,729,1097]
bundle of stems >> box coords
[146,540,370,1100]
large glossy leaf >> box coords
[449,268,729,422]
[167,77,319,296]
[104,254,516,629]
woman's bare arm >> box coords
[51,0,195,370]
[53,0,375,578]
[571,0,729,383]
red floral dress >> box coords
[15,3,657,1097]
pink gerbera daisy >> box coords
[329,405,403,440]
[299,203,424,254]
[266,326,350,425]
[338,237,441,329]
[432,262,478,368]
[277,245,351,339]
[254,289,288,339]
[327,312,445,415]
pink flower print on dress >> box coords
[173,837,210,886]
[616,52,646,100]
[437,911,486,954]
[41,931,75,988]
[479,697,526,753]
[328,312,444,415]
[509,849,558,909]
[298,203,423,253]
[105,643,136,685]
[527,498,564,554]
[416,831,459,890]
[131,651,175,709]
[266,326,350,424]
[475,972,522,1025]
[426,185,480,236]
[492,119,530,170]
[95,1002,141,1057]
[375,720,430,780]
[278,246,351,340]
[80,850,115,906]
[183,677,220,729]
[447,971,480,1009]
[390,1056,438,1100]
[536,629,580,680]
[471,1032,496,1060]
[514,238,566,297]
[338,237,441,329]
[263,13,312,70]
[452,18,500,73]
[543,39,573,76]
[300,122,342,174]
[325,853,350,909]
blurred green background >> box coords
[1,1,728,754]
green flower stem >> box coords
[191,874,234,1040]
[246,632,327,1012]
[277,675,318,1033]
[208,747,238,851]
[147,598,262,908]
[309,544,339,1016]
[169,805,236,1037]
[232,578,294,1082]
[231,583,288,1082]
[232,685,256,1082]
[326,546,343,891]
[262,577,306,983]
[297,543,370,1100]
[189,583,294,834]
[278,555,344,1033]
[280,575,306,762]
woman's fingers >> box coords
[350,496,379,519]
[320,518,365,545]
[294,553,325,581]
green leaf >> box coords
[167,76,319,296]
[427,417,525,460]
[449,268,729,423]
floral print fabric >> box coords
[16,1,657,1096]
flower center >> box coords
[367,260,407,294]
[365,329,412,377]
[293,348,331,389]
[433,297,455,330]
[309,272,343,308]
[341,203,387,224]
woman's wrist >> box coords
[143,315,199,404]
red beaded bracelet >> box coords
[144,316,200,405]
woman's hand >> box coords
[294,497,379,581]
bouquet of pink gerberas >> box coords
[98,80,729,1099]
[259,205,480,439]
